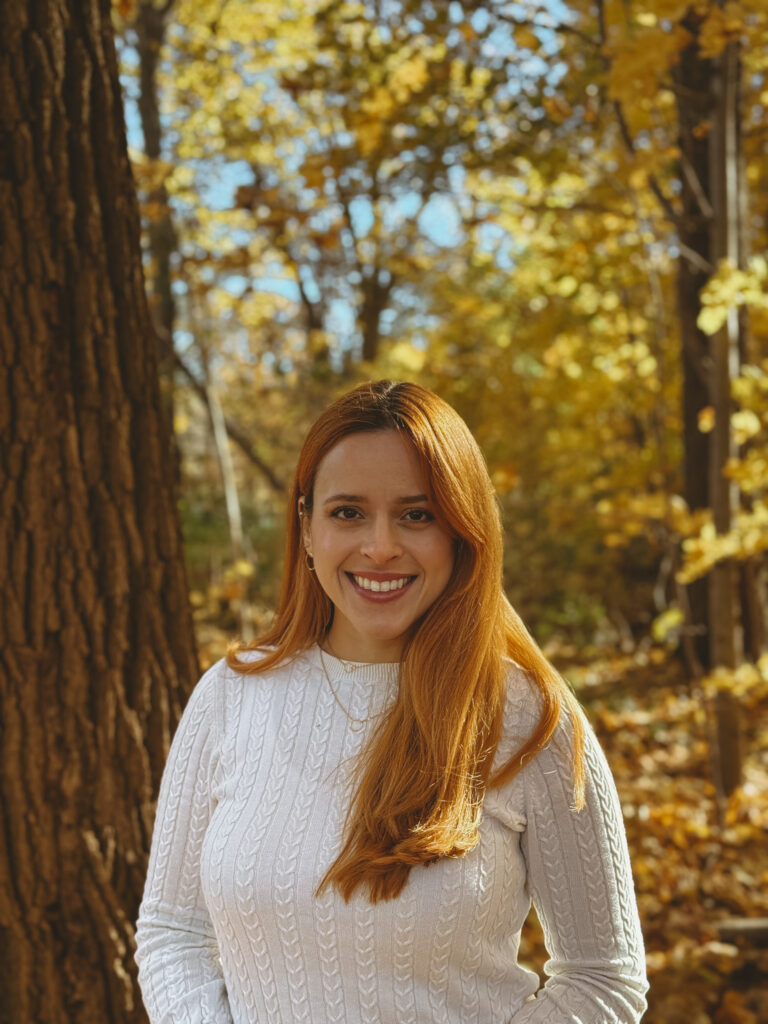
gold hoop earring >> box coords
[305,552,315,572]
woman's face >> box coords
[301,430,455,663]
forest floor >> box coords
[523,649,768,1024]
[198,622,768,1024]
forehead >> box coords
[313,430,427,497]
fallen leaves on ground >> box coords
[522,654,768,1023]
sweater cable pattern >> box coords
[135,648,648,1023]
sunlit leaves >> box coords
[703,655,768,699]
[697,2,750,59]
[678,502,768,583]
[651,605,684,643]
[604,22,692,109]
[117,0,768,671]
[697,258,768,336]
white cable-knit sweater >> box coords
[135,647,647,1023]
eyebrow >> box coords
[322,493,430,505]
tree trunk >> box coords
[707,34,743,798]
[135,0,180,484]
[674,12,746,799]
[360,266,393,362]
[198,342,255,642]
[0,2,198,1022]
[136,1,177,376]
[673,14,714,674]
[739,557,765,662]
[173,350,286,494]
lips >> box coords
[346,572,417,599]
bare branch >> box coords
[679,321,712,390]
[680,151,714,220]
[595,0,682,230]
[335,181,366,275]
[173,350,286,494]
[495,12,600,50]
[678,242,714,275]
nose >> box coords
[360,516,403,564]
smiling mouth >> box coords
[347,573,417,593]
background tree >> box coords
[118,0,767,693]
[107,1,768,1017]
[0,1,198,1021]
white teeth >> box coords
[353,574,411,592]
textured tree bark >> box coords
[707,35,743,798]
[739,557,765,663]
[135,0,178,437]
[136,1,176,333]
[673,15,714,674]
[360,266,394,363]
[0,2,198,1021]
[672,11,750,800]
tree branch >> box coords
[495,12,601,50]
[173,350,286,494]
[678,242,714,275]
[680,150,714,221]
[595,0,682,230]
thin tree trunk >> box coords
[135,0,180,489]
[136,1,177,397]
[708,35,743,800]
[671,10,750,801]
[172,348,286,494]
[733,40,766,667]
[360,266,394,362]
[0,2,198,1021]
[673,14,714,674]
[188,279,255,639]
[206,374,245,557]
[202,365,255,642]
[739,557,765,663]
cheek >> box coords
[313,528,341,556]
[312,526,351,568]
[425,533,455,581]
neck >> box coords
[324,625,403,664]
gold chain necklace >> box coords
[318,645,382,732]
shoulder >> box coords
[178,648,276,731]
[496,657,586,772]
[206,644,319,709]
[501,662,617,802]
[499,657,552,745]
[201,645,294,711]
[502,656,540,711]
[224,644,275,671]
[212,644,293,696]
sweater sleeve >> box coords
[134,661,234,1024]
[513,707,648,1024]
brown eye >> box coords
[331,506,362,521]
[403,509,433,523]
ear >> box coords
[298,497,312,554]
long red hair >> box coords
[227,380,585,901]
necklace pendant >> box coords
[319,645,377,732]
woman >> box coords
[135,380,648,1023]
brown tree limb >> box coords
[172,349,286,494]
[680,150,715,221]
[716,918,768,946]
[594,0,682,230]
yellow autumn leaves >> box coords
[697,258,768,337]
